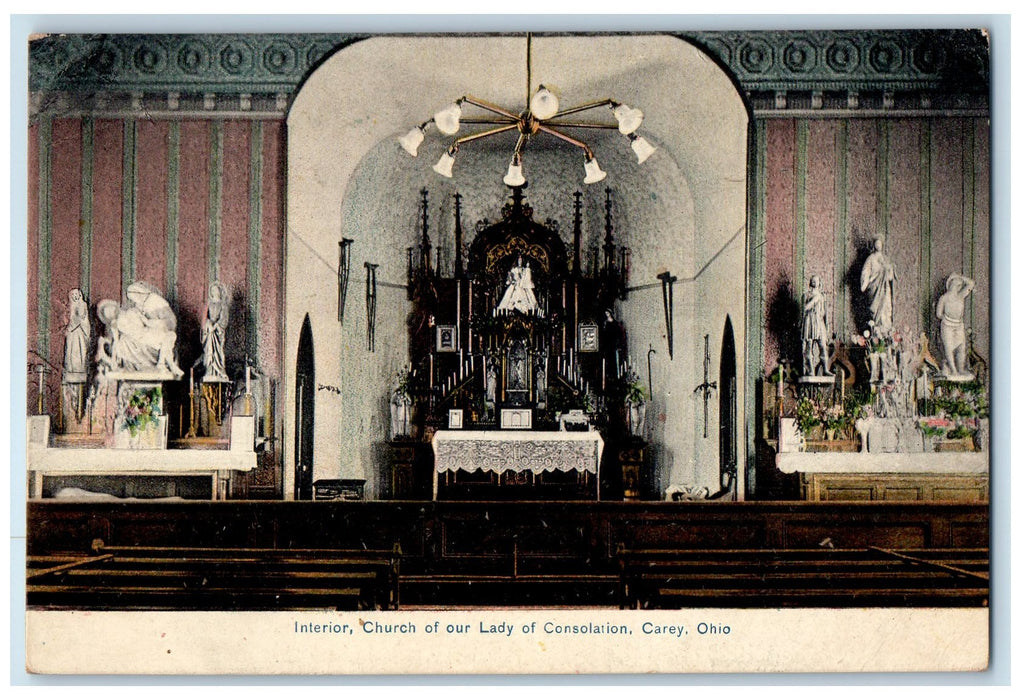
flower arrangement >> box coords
[917,415,954,437]
[622,369,646,405]
[794,397,822,436]
[123,386,162,436]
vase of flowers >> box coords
[623,372,647,437]
[121,385,166,449]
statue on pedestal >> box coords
[96,281,183,378]
[496,255,538,314]
[801,275,832,377]
[860,237,896,336]
[62,288,90,383]
[201,281,229,381]
[936,273,976,378]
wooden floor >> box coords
[27,499,989,609]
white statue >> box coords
[860,237,896,335]
[201,281,229,381]
[936,273,976,378]
[62,288,90,383]
[485,364,497,405]
[496,255,538,314]
[801,275,832,376]
[96,281,184,378]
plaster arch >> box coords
[284,34,748,500]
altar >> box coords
[431,430,604,500]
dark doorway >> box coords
[719,316,738,497]
[295,314,315,500]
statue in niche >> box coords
[62,288,90,383]
[936,273,976,378]
[201,281,229,381]
[801,275,832,377]
[507,339,528,394]
[535,357,547,405]
[96,281,183,378]
[485,362,498,409]
[860,237,897,335]
[496,255,538,314]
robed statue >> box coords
[860,237,896,334]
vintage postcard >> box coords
[20,26,995,676]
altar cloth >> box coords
[431,430,604,499]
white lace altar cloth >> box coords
[430,430,604,500]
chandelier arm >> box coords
[537,125,594,159]
[542,121,620,130]
[551,98,617,119]
[460,117,518,125]
[453,123,521,147]
[512,132,527,156]
[462,95,521,121]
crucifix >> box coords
[693,334,717,438]
[365,262,379,352]
[337,238,354,323]
[657,270,677,359]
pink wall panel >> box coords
[764,120,796,371]
[886,120,923,337]
[219,122,251,316]
[845,121,878,253]
[91,120,124,305]
[48,119,84,369]
[804,120,838,328]
[176,121,211,340]
[27,123,39,355]
[930,119,967,313]
[972,119,990,357]
[259,121,285,377]
[134,120,169,290]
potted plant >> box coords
[623,371,647,437]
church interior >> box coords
[25,31,991,609]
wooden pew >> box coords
[27,540,401,611]
[616,546,989,609]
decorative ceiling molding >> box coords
[28,30,989,117]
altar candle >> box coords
[602,358,606,390]
[778,364,784,398]
[429,353,434,388]
[190,368,194,395]
[839,368,845,404]
[246,366,251,395]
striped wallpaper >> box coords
[28,117,286,407]
[758,117,991,375]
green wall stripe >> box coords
[794,120,808,302]
[744,119,768,497]
[835,121,849,335]
[920,119,932,339]
[121,120,137,292]
[247,121,263,362]
[208,121,223,282]
[877,121,890,243]
[37,118,52,359]
[166,122,180,304]
[79,118,93,300]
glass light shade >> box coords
[630,135,656,164]
[529,86,559,120]
[613,104,644,134]
[503,162,526,187]
[583,157,607,184]
[398,126,425,156]
[433,151,456,178]
[434,103,462,135]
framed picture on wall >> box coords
[578,324,599,352]
[435,325,457,352]
[448,409,463,429]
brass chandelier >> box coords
[398,34,656,186]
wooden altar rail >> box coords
[616,547,989,609]
[27,540,401,611]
